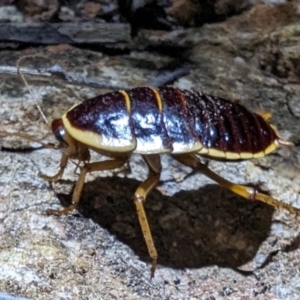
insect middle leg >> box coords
[173,154,300,216]
[134,154,161,278]
[47,157,128,216]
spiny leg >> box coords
[134,154,161,278]
[47,157,128,215]
[173,154,300,216]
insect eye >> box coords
[51,118,68,145]
[54,128,66,143]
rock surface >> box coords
[0,2,300,299]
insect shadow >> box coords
[55,175,275,271]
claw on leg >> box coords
[46,204,78,216]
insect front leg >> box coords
[134,154,161,278]
[173,154,300,216]
[47,157,129,216]
[39,152,69,182]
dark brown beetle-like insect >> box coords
[2,83,300,277]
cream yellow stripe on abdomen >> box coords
[119,90,131,113]
[149,87,163,112]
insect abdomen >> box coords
[63,86,280,158]
[179,88,279,159]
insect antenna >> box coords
[0,55,63,150]
[17,54,50,127]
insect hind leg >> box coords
[172,154,300,216]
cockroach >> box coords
[1,71,300,277]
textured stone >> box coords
[0,4,300,298]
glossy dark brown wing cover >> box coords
[65,86,279,156]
